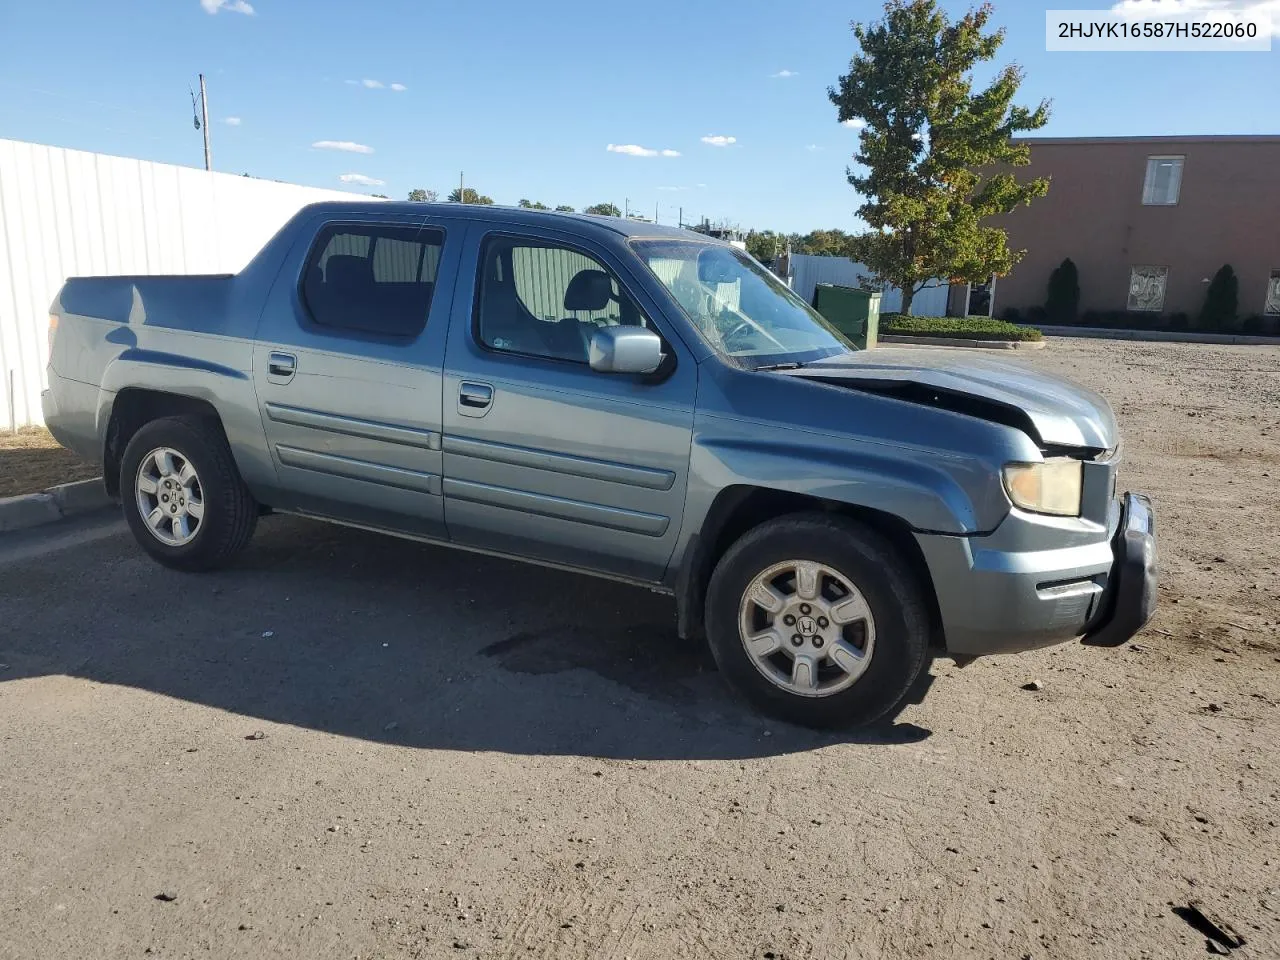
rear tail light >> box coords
[48,313,58,357]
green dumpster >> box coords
[812,283,881,349]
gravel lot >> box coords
[2,337,1277,960]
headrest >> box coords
[325,255,374,288]
[564,269,613,312]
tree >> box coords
[745,229,783,262]
[583,202,621,217]
[1199,264,1239,330]
[829,0,1050,314]
[407,188,437,202]
[555,204,576,213]
[371,193,390,199]
[794,229,859,257]
[1045,257,1079,322]
[447,187,494,204]
[518,199,551,210]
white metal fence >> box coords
[787,253,951,317]
[0,138,365,428]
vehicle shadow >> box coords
[0,515,934,760]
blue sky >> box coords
[0,0,1275,233]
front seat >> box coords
[557,269,617,361]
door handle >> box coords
[268,352,296,379]
[458,381,493,416]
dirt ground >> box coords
[1,337,1278,960]
[0,426,98,498]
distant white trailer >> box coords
[786,253,950,317]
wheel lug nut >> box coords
[783,614,796,626]
[813,637,825,648]
[817,617,829,629]
[799,603,811,615]
[790,634,803,647]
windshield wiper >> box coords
[754,360,806,371]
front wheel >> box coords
[120,416,258,571]
[705,513,930,729]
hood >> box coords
[780,348,1117,451]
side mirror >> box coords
[588,327,664,375]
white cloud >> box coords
[695,183,707,188]
[606,143,680,158]
[389,82,407,92]
[1110,0,1280,34]
[222,116,242,126]
[201,0,254,13]
[313,140,374,154]
[700,135,737,147]
[361,78,384,89]
[771,69,798,78]
[841,118,867,130]
[805,143,820,151]
[339,173,385,186]
[344,79,359,85]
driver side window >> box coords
[475,236,650,364]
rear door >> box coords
[440,227,697,582]
[252,215,459,537]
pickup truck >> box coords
[43,202,1157,728]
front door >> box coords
[441,228,697,582]
[252,215,458,538]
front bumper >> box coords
[1081,493,1157,646]
[915,492,1157,657]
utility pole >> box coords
[459,171,464,202]
[198,74,211,172]
[678,206,683,229]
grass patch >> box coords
[880,314,1044,342]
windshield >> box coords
[630,239,854,368]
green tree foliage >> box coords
[584,202,621,217]
[407,188,437,202]
[794,229,860,257]
[1045,257,1079,322]
[555,204,576,213]
[447,187,495,204]
[829,0,1050,314]
[1199,264,1239,329]
[745,230,783,262]
[518,199,551,210]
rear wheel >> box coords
[705,513,929,728]
[120,416,257,571]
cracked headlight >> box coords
[1002,458,1083,517]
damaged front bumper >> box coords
[1081,493,1158,647]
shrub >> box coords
[1199,264,1239,330]
[1045,258,1080,323]
[880,314,1043,341]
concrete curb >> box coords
[880,334,1046,350]
[0,478,114,533]
[1029,324,1280,345]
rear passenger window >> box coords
[301,223,443,338]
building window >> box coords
[1128,266,1168,312]
[1265,270,1280,316]
[1142,156,1184,205]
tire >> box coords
[705,512,929,729]
[120,415,258,571]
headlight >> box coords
[1003,458,1083,517]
